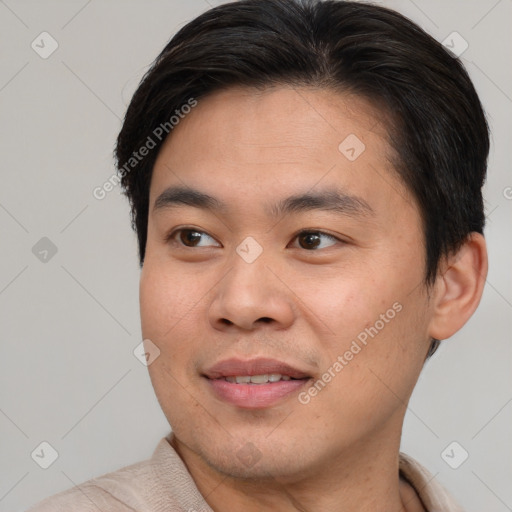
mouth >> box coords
[202,358,312,409]
[222,374,297,384]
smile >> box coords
[202,358,312,408]
[223,374,293,384]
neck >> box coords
[171,431,420,512]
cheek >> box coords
[139,258,218,387]
[139,263,202,426]
[349,296,428,400]
[291,264,395,343]
[139,260,200,340]
[297,262,429,391]
[300,304,428,441]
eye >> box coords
[167,228,220,248]
[290,231,340,250]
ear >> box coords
[428,233,488,341]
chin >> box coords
[203,448,304,481]
[190,432,313,482]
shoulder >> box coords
[25,454,157,511]
[25,436,208,512]
[399,452,464,512]
[25,481,131,512]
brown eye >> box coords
[180,229,203,247]
[168,229,220,248]
[294,231,339,250]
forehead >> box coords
[150,85,415,220]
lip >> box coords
[203,357,311,379]
[203,357,312,409]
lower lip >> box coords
[206,378,309,409]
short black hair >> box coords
[116,0,489,288]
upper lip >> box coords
[203,358,311,380]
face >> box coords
[140,85,434,481]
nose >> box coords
[208,254,296,332]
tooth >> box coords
[250,374,269,384]
[226,374,292,384]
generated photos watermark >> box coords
[93,97,198,200]
[298,301,403,405]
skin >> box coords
[139,85,487,511]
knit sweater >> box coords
[26,433,463,512]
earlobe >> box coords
[428,233,488,341]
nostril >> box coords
[216,317,274,328]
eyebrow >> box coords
[152,185,374,219]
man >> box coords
[27,0,489,510]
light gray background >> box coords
[0,0,510,510]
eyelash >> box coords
[165,227,343,251]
